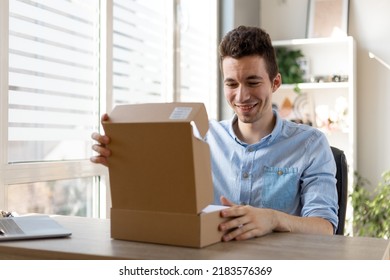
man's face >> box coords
[222,55,280,124]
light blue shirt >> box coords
[205,110,339,230]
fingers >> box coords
[90,155,109,167]
[220,195,236,206]
[91,132,110,145]
[218,197,252,241]
[220,207,249,230]
[101,113,109,123]
[90,132,111,166]
[219,205,271,241]
[90,142,111,167]
[222,223,257,242]
[220,204,245,219]
[220,213,253,242]
[219,205,250,242]
[219,206,275,241]
[92,143,111,157]
[90,114,111,167]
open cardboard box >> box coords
[102,103,227,248]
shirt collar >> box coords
[228,109,283,147]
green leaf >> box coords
[275,47,304,85]
[350,171,390,239]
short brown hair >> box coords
[219,26,279,81]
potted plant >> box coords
[275,47,305,93]
[350,171,390,239]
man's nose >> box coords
[236,85,251,102]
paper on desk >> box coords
[201,205,229,213]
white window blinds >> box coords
[178,0,218,119]
[8,0,100,162]
[112,0,172,105]
[111,0,218,119]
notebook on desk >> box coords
[0,215,72,241]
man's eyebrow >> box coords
[223,77,236,83]
[246,75,263,80]
[224,76,264,83]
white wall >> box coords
[348,0,390,189]
[219,0,261,119]
[260,0,309,40]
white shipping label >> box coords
[169,107,193,120]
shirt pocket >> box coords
[261,166,299,213]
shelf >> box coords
[273,36,354,47]
[280,82,349,91]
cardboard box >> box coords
[102,102,227,248]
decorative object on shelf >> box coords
[279,97,293,118]
[350,171,390,239]
[292,93,314,126]
[315,96,348,132]
[309,74,348,83]
[276,93,314,126]
[296,57,311,82]
[307,0,349,38]
[275,47,305,93]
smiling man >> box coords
[91,26,339,242]
[205,26,338,241]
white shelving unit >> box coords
[272,36,357,174]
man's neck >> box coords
[234,113,276,145]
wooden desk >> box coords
[0,216,389,260]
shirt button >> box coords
[277,170,283,176]
[243,172,249,178]
[247,147,254,152]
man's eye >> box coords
[248,82,260,86]
[226,83,238,88]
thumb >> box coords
[101,113,109,123]
[220,195,236,207]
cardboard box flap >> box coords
[107,102,209,138]
[102,102,214,214]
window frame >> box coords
[0,0,9,212]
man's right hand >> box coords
[90,113,111,167]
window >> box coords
[7,177,100,216]
[111,0,218,118]
[178,0,218,119]
[1,0,104,218]
[112,0,171,105]
[0,0,218,217]
[8,0,100,163]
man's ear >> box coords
[272,73,282,92]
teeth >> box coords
[236,104,255,109]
